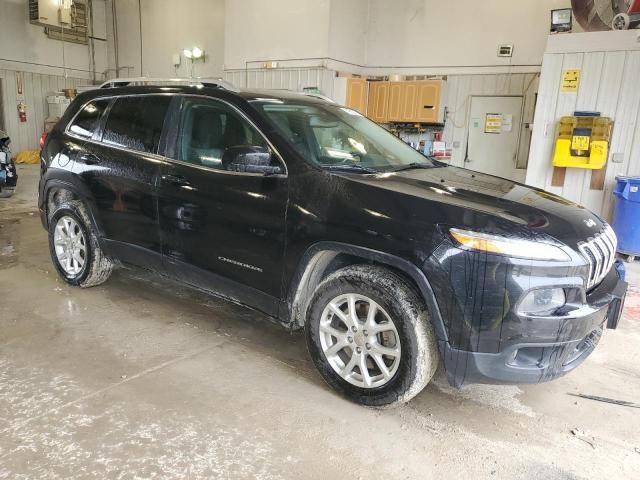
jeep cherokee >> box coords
[38,79,628,406]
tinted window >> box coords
[176,98,269,169]
[68,99,110,138]
[102,96,171,153]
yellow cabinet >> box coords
[414,80,441,123]
[367,81,390,123]
[345,78,368,115]
[387,82,405,122]
[349,79,442,124]
[401,81,419,121]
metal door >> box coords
[466,96,524,181]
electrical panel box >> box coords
[552,115,613,169]
[29,0,73,27]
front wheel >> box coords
[305,265,439,407]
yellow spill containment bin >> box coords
[552,115,613,169]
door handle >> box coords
[162,174,190,186]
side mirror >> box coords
[222,145,282,175]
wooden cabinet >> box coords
[414,80,441,123]
[348,78,442,124]
[367,81,390,123]
[401,81,419,121]
[345,78,368,115]
[387,82,404,122]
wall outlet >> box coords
[611,152,624,163]
[172,54,181,67]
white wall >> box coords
[224,67,337,96]
[442,73,539,181]
[526,31,640,220]
[109,0,576,80]
[0,70,85,153]
[0,0,108,152]
[328,0,368,66]
[0,0,108,78]
[365,0,571,71]
[141,0,225,78]
[224,0,331,71]
[108,0,224,78]
[108,0,142,77]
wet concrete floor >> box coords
[1,166,640,479]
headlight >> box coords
[518,288,566,316]
[450,228,570,261]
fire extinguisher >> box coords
[17,102,27,123]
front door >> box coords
[466,96,524,182]
[158,96,288,316]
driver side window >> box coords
[176,98,269,170]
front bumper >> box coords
[441,262,627,387]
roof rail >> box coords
[98,77,239,92]
[301,92,335,103]
[269,88,336,103]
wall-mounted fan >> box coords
[571,0,640,31]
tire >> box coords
[305,265,439,407]
[0,187,15,198]
[48,200,113,288]
[612,13,630,30]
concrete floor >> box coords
[2,165,640,479]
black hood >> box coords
[343,164,605,248]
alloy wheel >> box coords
[54,216,87,277]
[319,293,401,388]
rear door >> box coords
[74,94,172,267]
[157,96,288,315]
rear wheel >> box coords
[48,200,113,287]
[305,265,439,407]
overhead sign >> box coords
[561,69,581,92]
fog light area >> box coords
[518,288,566,316]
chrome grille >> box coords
[577,224,617,290]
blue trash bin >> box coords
[612,176,640,259]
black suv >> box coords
[38,80,628,406]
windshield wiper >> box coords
[390,162,434,172]
[320,164,378,174]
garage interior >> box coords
[1,1,640,479]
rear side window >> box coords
[68,99,110,139]
[102,96,171,153]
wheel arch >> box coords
[42,179,103,236]
[286,241,448,343]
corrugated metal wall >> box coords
[526,50,640,220]
[0,70,85,153]
[441,73,539,174]
[224,68,337,98]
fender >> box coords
[41,178,105,238]
[286,241,449,343]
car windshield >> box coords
[252,100,436,172]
